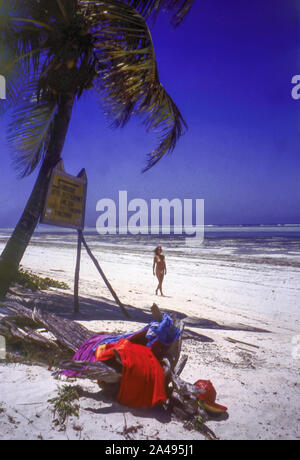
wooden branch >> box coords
[171,390,185,407]
[0,302,93,352]
[0,322,9,336]
[31,306,92,352]
[1,317,32,343]
[150,303,205,418]
[225,337,259,349]
[23,326,60,349]
[171,372,205,400]
[169,373,208,420]
[161,357,171,380]
[57,360,122,383]
[151,303,163,322]
[174,354,188,376]
[1,302,40,323]
[1,300,211,422]
[165,318,185,371]
[150,303,185,371]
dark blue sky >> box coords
[1,0,300,227]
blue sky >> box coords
[0,0,300,227]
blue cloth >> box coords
[146,314,181,346]
[97,331,138,345]
[92,327,148,352]
[92,314,181,352]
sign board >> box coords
[41,160,87,230]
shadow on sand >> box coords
[12,287,270,345]
[76,386,228,432]
[82,389,173,424]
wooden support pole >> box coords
[80,232,131,319]
[74,230,82,313]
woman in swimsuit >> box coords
[153,246,167,296]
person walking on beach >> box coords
[153,246,167,296]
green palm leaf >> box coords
[1,0,193,173]
[7,83,57,177]
[129,0,194,26]
[88,0,187,170]
[81,0,194,26]
[0,1,46,112]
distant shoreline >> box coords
[1,223,300,237]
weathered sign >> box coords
[41,160,87,230]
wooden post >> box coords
[80,231,131,319]
[74,230,82,313]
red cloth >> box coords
[95,338,167,408]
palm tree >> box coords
[0,0,194,298]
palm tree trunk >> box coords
[0,94,75,299]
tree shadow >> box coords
[182,329,214,343]
[15,287,270,337]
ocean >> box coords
[1,224,300,267]
[0,224,299,318]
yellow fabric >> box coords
[94,344,107,361]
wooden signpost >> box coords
[40,160,87,231]
[40,160,128,317]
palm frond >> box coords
[128,0,194,26]
[80,0,194,26]
[89,1,187,170]
[0,2,46,112]
[1,0,192,174]
[141,87,186,172]
[8,17,54,32]
[0,2,21,110]
[56,0,69,21]
[7,83,57,177]
[6,0,78,24]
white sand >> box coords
[0,235,300,440]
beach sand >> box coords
[0,232,299,440]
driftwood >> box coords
[225,336,259,349]
[0,301,207,421]
[0,301,93,352]
[57,359,122,383]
